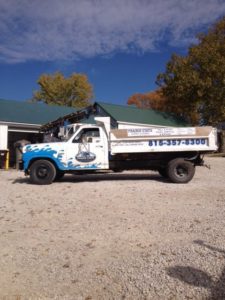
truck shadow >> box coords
[12,173,170,184]
[166,240,225,299]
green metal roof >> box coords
[96,102,187,127]
[0,98,187,128]
[0,98,76,125]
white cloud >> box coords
[0,0,224,63]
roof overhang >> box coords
[0,121,41,128]
[0,121,41,133]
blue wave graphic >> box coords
[23,145,101,171]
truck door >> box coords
[67,127,108,170]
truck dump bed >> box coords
[109,126,217,154]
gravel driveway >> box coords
[0,157,225,299]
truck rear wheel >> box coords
[167,158,195,183]
[30,160,56,185]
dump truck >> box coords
[20,117,218,184]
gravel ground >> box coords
[0,157,225,300]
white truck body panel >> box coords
[109,126,217,154]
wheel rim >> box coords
[36,165,49,179]
[175,165,188,178]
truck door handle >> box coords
[96,145,103,148]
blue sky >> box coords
[0,0,225,106]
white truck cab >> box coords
[66,124,109,169]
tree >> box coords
[156,17,225,125]
[32,72,93,108]
[127,88,167,111]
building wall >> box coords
[118,122,167,129]
[0,125,8,150]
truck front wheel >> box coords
[30,160,56,185]
[167,158,195,183]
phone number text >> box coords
[149,138,207,147]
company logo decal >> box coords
[76,151,96,163]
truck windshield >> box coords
[73,128,100,143]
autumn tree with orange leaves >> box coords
[127,88,167,111]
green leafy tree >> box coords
[156,17,225,125]
[32,72,93,108]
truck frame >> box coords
[20,117,218,184]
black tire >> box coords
[54,170,65,181]
[158,167,168,178]
[167,158,195,183]
[30,160,56,185]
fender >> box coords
[22,144,67,171]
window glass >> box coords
[73,128,100,143]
